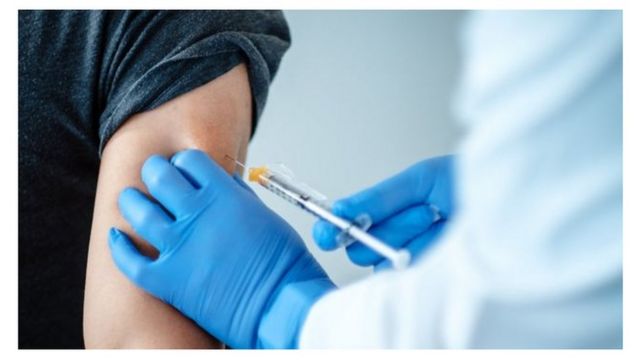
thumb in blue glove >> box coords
[108,149,334,349]
[313,155,456,269]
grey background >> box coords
[246,10,465,285]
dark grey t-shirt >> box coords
[18,10,290,349]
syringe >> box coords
[226,156,411,270]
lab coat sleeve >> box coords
[299,10,622,348]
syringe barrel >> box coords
[260,172,330,211]
[259,173,410,270]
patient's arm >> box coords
[83,64,252,348]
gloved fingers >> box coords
[332,162,437,224]
[141,155,198,217]
[373,221,446,271]
[366,202,438,245]
[402,220,445,261]
[346,208,443,267]
[108,228,154,289]
[312,219,342,251]
[118,187,175,253]
[313,202,437,252]
[170,149,235,190]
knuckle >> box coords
[135,205,158,227]
[148,222,169,244]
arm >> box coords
[83,64,251,348]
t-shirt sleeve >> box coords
[97,10,290,154]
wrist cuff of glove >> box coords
[257,278,335,349]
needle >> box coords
[224,154,246,170]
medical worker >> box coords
[107,11,622,348]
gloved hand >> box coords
[313,155,456,269]
[108,149,334,349]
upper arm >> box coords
[83,64,251,348]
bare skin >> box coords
[83,64,251,348]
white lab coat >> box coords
[299,11,622,348]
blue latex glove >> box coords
[108,149,334,349]
[313,155,456,269]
